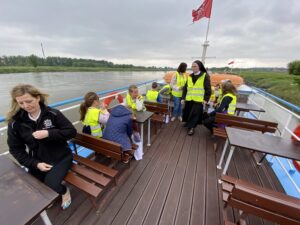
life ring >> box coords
[102,92,123,108]
[291,125,300,172]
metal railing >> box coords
[246,87,300,196]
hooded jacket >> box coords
[103,105,133,151]
[7,104,77,168]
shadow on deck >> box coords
[33,121,283,225]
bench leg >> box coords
[147,119,151,146]
[89,196,98,210]
[256,153,266,165]
[222,146,235,175]
[217,139,229,170]
[40,210,52,225]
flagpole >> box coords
[201,18,210,65]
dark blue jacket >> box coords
[103,105,133,151]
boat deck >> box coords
[32,121,284,225]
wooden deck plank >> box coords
[190,127,208,225]
[110,123,184,225]
[126,126,187,225]
[174,126,200,225]
[206,132,222,225]
[157,130,193,225]
[142,126,189,225]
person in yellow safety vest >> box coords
[210,86,216,103]
[170,62,187,122]
[203,81,237,134]
[146,82,160,102]
[125,85,146,111]
[181,60,212,136]
[158,84,172,103]
[80,92,108,138]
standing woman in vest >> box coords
[182,60,211,135]
[203,81,237,133]
[170,62,187,121]
[7,84,76,209]
[80,92,109,137]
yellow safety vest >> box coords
[221,93,237,115]
[185,73,206,102]
[210,86,215,102]
[82,107,102,137]
[217,88,223,104]
[126,93,145,111]
[146,90,159,102]
[172,72,187,98]
[161,84,171,95]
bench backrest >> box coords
[73,132,123,160]
[221,175,300,225]
[144,101,169,115]
[215,113,278,133]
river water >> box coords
[0,71,164,117]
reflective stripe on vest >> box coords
[82,107,102,137]
[185,73,206,102]
[172,72,187,97]
[221,93,237,115]
[146,90,159,102]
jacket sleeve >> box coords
[170,74,179,91]
[181,82,188,100]
[7,123,40,168]
[127,118,133,137]
[47,110,77,142]
[204,74,212,102]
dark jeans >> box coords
[172,96,182,117]
[203,115,216,134]
[182,101,204,129]
[29,153,73,195]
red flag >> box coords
[192,0,213,23]
[228,61,234,65]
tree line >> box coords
[288,60,300,75]
[0,55,170,70]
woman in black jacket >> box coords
[6,84,77,210]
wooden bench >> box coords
[144,101,170,134]
[64,132,135,208]
[213,113,278,139]
[221,175,300,225]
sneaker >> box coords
[171,117,176,122]
[133,132,141,143]
[178,116,182,122]
[187,128,194,136]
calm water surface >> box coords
[0,71,164,116]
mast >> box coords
[201,18,211,64]
[41,43,46,58]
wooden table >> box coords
[219,127,300,175]
[236,103,265,115]
[0,156,59,225]
[134,110,154,146]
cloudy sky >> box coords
[0,0,299,68]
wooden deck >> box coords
[32,121,284,225]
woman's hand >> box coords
[37,162,53,172]
[181,100,185,105]
[32,130,49,139]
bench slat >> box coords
[64,172,102,198]
[70,163,111,187]
[74,154,118,178]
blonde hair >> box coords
[222,81,237,96]
[6,84,49,122]
[79,92,99,121]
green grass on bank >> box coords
[238,71,300,107]
[0,66,164,74]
